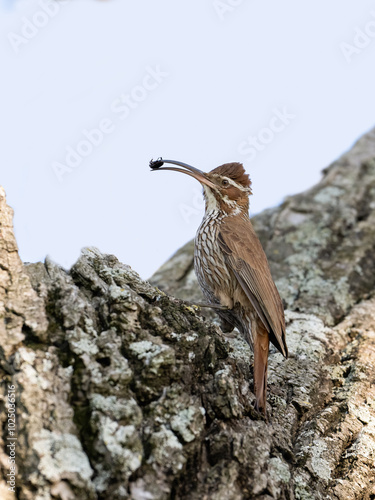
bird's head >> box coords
[150,158,252,216]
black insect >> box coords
[149,157,164,169]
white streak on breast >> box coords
[203,186,219,213]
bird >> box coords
[150,158,288,415]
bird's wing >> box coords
[218,216,288,357]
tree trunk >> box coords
[1,128,375,499]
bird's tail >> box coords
[253,323,269,416]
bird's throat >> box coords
[203,186,220,213]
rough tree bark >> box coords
[1,128,375,500]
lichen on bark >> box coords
[1,128,375,499]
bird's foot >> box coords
[191,302,229,311]
[253,400,268,422]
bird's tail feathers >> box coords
[253,323,269,416]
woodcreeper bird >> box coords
[150,158,288,415]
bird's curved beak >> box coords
[150,158,216,189]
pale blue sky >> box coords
[1,0,375,278]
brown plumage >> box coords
[150,158,288,415]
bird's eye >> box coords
[222,179,229,187]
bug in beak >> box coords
[150,158,217,189]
